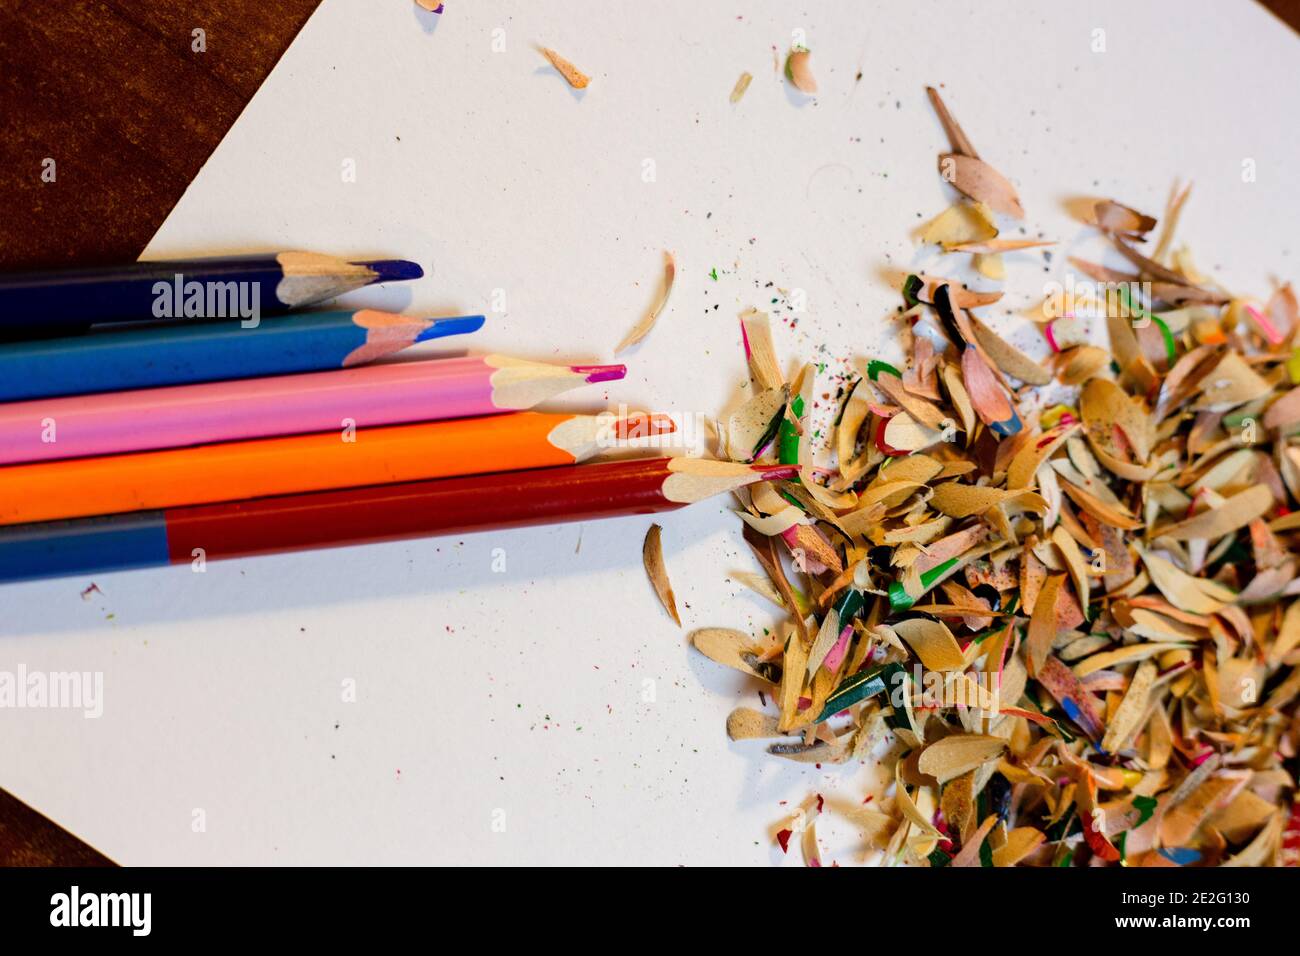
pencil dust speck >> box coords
[730,71,753,104]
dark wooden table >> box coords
[0,0,1294,866]
[0,0,320,270]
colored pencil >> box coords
[0,411,674,527]
[0,251,423,333]
[0,458,798,584]
[0,355,627,464]
[0,310,484,402]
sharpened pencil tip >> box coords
[416,315,485,342]
[571,363,626,384]
[356,258,425,282]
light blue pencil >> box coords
[0,309,485,402]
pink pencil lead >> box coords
[571,364,627,384]
[753,464,800,480]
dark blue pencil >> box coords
[0,251,423,333]
[0,309,485,402]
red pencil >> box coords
[0,458,799,582]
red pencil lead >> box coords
[610,412,675,440]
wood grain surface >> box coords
[0,0,320,270]
[0,789,115,866]
[0,0,320,865]
[1263,0,1300,30]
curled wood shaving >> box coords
[726,707,781,740]
[1137,544,1235,614]
[642,524,680,626]
[730,72,752,104]
[1026,573,1063,676]
[731,569,785,608]
[920,202,998,248]
[776,625,809,733]
[616,252,675,353]
[836,379,870,467]
[950,813,999,866]
[992,827,1046,867]
[539,47,590,89]
[740,309,783,389]
[867,365,949,430]
[895,759,943,839]
[1100,660,1157,754]
[960,346,1015,429]
[1192,351,1270,411]
[727,385,789,462]
[692,628,774,680]
[738,506,805,537]
[1051,525,1090,610]
[918,735,1007,784]
[1106,307,1160,395]
[925,86,979,158]
[941,363,976,436]
[926,88,1023,218]
[951,238,1053,254]
[743,523,810,644]
[913,274,1003,308]
[1112,236,1193,286]
[967,315,1051,386]
[1080,378,1156,481]
[1152,182,1191,262]
[1007,423,1078,490]
[1094,199,1157,238]
[931,483,1045,519]
[883,412,941,453]
[1160,773,1249,847]
[973,251,1004,280]
[1058,345,1111,386]
[1155,485,1273,541]
[784,49,816,94]
[940,154,1024,219]
[891,618,966,671]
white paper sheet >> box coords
[3,0,1296,864]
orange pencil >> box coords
[0,411,672,526]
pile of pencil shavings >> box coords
[689,88,1300,867]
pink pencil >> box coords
[0,355,626,464]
